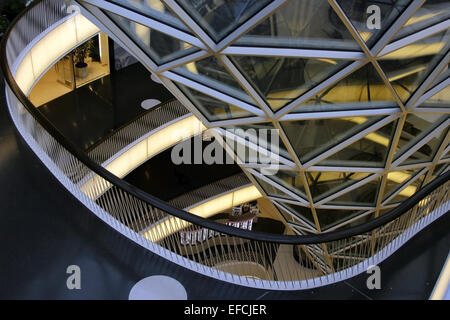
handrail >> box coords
[1,0,449,247]
[84,97,179,153]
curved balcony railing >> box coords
[2,0,449,290]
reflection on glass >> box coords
[283,203,315,226]
[278,205,308,226]
[337,0,410,46]
[253,176,294,200]
[387,172,426,204]
[329,176,381,205]
[236,0,359,50]
[106,10,198,65]
[394,0,450,41]
[432,163,448,179]
[227,123,292,161]
[267,170,306,198]
[177,83,253,121]
[384,169,421,200]
[428,63,449,89]
[315,208,364,230]
[378,29,450,102]
[282,116,382,163]
[422,86,450,108]
[108,0,190,31]
[318,120,397,167]
[395,113,448,162]
[230,55,349,111]
[402,128,448,165]
[306,171,372,201]
[175,0,272,42]
[173,56,254,104]
[294,63,396,112]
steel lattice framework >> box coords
[79,0,449,240]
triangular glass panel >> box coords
[386,172,427,204]
[293,63,397,112]
[328,176,381,206]
[280,202,316,227]
[235,0,360,50]
[337,0,410,47]
[393,0,450,41]
[173,56,255,105]
[378,29,450,102]
[266,170,307,199]
[318,119,397,168]
[224,123,293,162]
[394,113,448,161]
[315,208,367,231]
[229,55,350,111]
[306,171,372,202]
[252,176,295,201]
[107,0,191,32]
[378,208,392,217]
[105,10,199,65]
[383,169,422,200]
[277,204,312,227]
[176,83,254,121]
[281,116,383,163]
[175,0,272,42]
[426,63,449,90]
[399,127,448,165]
[421,85,450,108]
[432,163,449,179]
[431,163,445,179]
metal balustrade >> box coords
[86,99,189,164]
[1,0,449,290]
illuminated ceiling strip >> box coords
[141,185,262,242]
[14,14,100,94]
[80,115,206,199]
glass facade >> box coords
[90,0,450,235]
[236,0,360,50]
[105,10,199,65]
[281,116,384,163]
[230,55,349,111]
[108,0,191,32]
[175,0,272,42]
[378,29,450,102]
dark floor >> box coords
[1,72,449,299]
[38,63,173,150]
[124,138,241,201]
